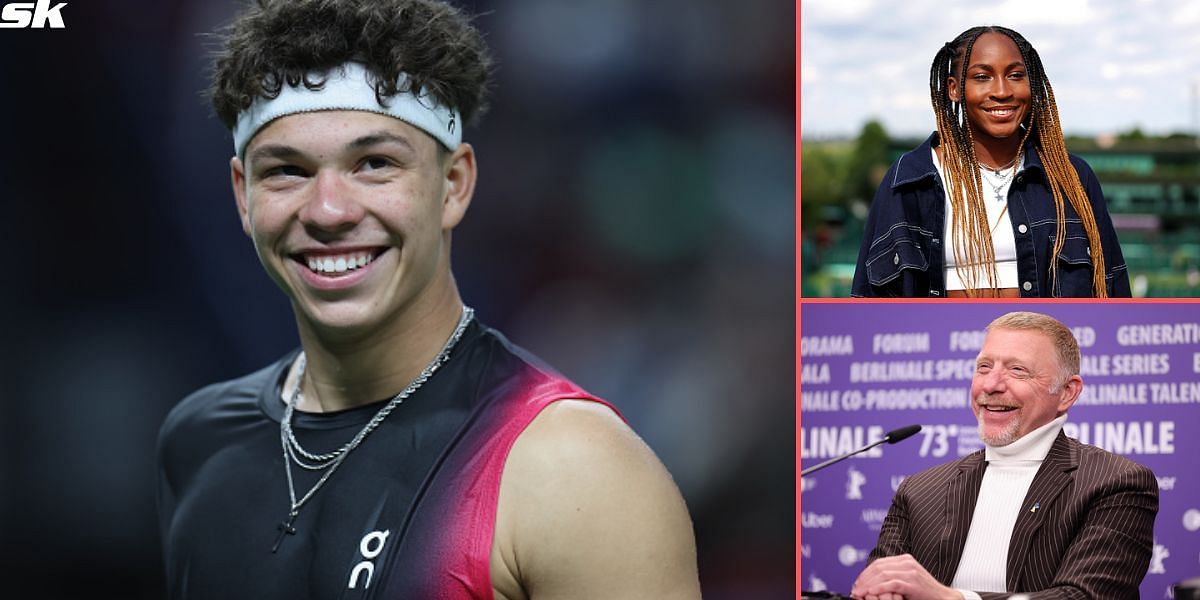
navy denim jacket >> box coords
[851,133,1130,297]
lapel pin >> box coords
[1030,502,1040,513]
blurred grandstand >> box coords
[801,121,1200,297]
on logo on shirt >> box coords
[348,530,391,589]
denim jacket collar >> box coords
[890,132,1046,191]
[852,131,1131,298]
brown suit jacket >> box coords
[868,432,1158,599]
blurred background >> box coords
[801,0,1200,297]
[0,0,794,597]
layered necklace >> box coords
[978,156,1019,233]
[271,306,475,552]
[979,157,1017,203]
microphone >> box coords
[886,424,921,444]
[800,424,922,477]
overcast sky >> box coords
[800,0,1200,139]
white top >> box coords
[951,414,1068,599]
[932,148,1023,290]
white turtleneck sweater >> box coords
[951,414,1068,600]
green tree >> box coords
[846,119,891,203]
[1118,126,1147,142]
[800,142,847,229]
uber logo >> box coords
[348,530,390,589]
[801,512,835,528]
[0,0,67,29]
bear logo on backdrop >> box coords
[801,478,817,494]
[808,574,828,592]
[1149,541,1169,576]
[846,466,866,500]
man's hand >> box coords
[851,554,962,600]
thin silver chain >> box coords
[280,306,475,515]
[981,156,1017,173]
[982,165,1015,185]
[979,160,1018,204]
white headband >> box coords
[232,62,462,157]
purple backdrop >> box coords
[799,302,1200,599]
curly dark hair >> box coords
[209,0,493,132]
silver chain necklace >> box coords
[981,156,1016,173]
[979,161,1018,203]
[271,306,475,552]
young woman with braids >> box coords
[851,26,1130,298]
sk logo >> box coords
[0,0,67,28]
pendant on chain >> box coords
[272,510,298,553]
[270,306,477,554]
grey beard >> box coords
[976,408,1022,447]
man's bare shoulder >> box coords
[511,400,648,470]
[491,399,701,600]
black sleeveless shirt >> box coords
[157,321,605,599]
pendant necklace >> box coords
[981,169,1010,231]
[980,161,1016,204]
[978,156,1019,235]
[271,306,475,552]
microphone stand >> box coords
[800,425,921,477]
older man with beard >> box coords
[851,311,1158,600]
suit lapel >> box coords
[936,452,987,584]
[1005,432,1078,590]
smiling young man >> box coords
[852,312,1157,600]
[156,1,700,599]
